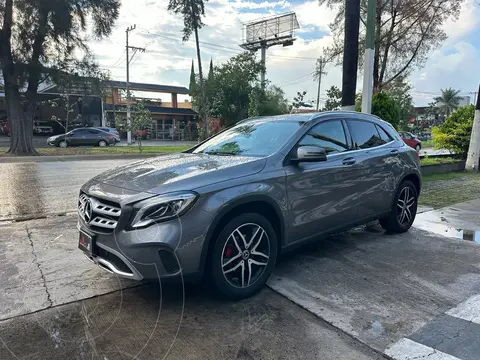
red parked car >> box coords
[399,131,421,151]
[2,123,8,136]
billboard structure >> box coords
[240,13,300,88]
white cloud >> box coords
[442,0,480,40]
[85,0,479,107]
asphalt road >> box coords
[0,135,197,148]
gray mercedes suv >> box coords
[78,111,421,299]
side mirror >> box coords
[293,145,328,163]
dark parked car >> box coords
[78,112,421,300]
[47,128,116,148]
[97,127,121,143]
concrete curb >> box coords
[0,153,162,163]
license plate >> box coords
[78,230,94,254]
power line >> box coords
[278,72,315,87]
[110,50,126,67]
[137,29,318,62]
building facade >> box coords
[0,79,198,140]
[104,81,198,140]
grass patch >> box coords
[420,157,462,166]
[0,145,191,156]
[421,140,434,148]
[422,171,471,182]
[419,171,480,208]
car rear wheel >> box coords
[98,140,107,147]
[415,144,421,151]
[379,180,418,233]
[58,140,68,148]
[210,213,278,300]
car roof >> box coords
[239,111,387,126]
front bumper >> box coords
[77,196,214,282]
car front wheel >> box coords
[210,213,278,300]
[98,140,107,147]
[58,140,68,148]
[415,144,421,151]
[379,180,418,233]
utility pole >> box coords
[342,0,361,110]
[361,0,376,114]
[314,57,327,111]
[466,84,480,171]
[125,24,145,144]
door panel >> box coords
[68,131,82,145]
[284,119,360,243]
[285,156,362,242]
[346,120,398,219]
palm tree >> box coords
[434,88,462,117]
[168,0,208,137]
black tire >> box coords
[210,213,278,300]
[379,180,418,233]
[415,144,421,152]
[58,140,68,148]
[98,140,108,147]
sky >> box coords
[87,0,480,107]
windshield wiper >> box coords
[203,151,237,156]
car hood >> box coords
[88,152,266,195]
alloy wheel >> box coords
[396,186,416,226]
[221,223,270,289]
[59,141,67,148]
[99,140,107,147]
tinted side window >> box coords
[72,129,87,135]
[348,120,385,149]
[299,120,349,154]
[88,129,100,134]
[376,125,393,143]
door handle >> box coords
[342,157,356,165]
[389,149,400,156]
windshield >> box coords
[193,120,303,157]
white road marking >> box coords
[385,338,461,360]
[446,294,480,325]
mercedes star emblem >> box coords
[83,199,93,223]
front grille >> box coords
[158,250,180,274]
[78,193,121,232]
[96,247,132,274]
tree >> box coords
[208,58,214,80]
[319,0,463,92]
[290,91,313,113]
[189,60,196,95]
[116,100,152,153]
[371,92,400,129]
[168,0,208,136]
[208,52,263,127]
[248,83,289,117]
[355,92,400,128]
[383,77,415,127]
[432,104,475,157]
[434,87,462,117]
[465,87,480,171]
[0,0,120,155]
[323,86,342,111]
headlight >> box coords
[130,192,198,229]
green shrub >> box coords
[355,92,400,129]
[432,104,474,157]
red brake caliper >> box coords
[224,245,234,258]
